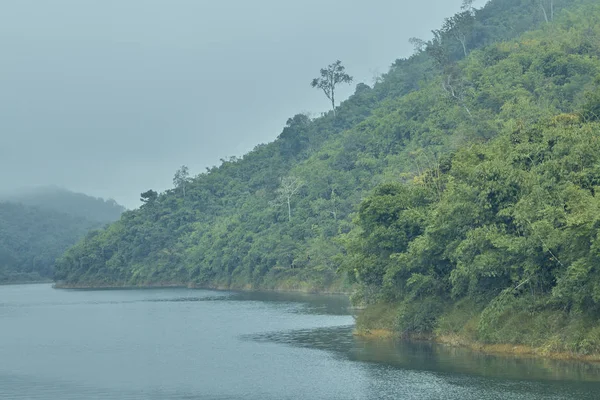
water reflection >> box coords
[228,290,352,316]
[246,323,600,384]
[351,337,600,383]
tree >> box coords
[582,76,600,121]
[173,165,191,197]
[329,188,338,220]
[461,0,475,12]
[442,10,475,57]
[270,176,304,222]
[441,72,473,118]
[409,37,427,54]
[311,60,353,117]
[278,113,311,156]
[539,0,554,23]
[427,30,450,70]
[140,190,158,204]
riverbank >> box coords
[1,279,53,286]
[53,278,353,295]
[354,328,600,363]
[353,299,600,363]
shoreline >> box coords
[1,279,53,286]
[354,329,600,363]
[52,281,352,295]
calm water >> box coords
[1,284,600,399]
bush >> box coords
[396,298,444,336]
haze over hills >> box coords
[0,188,125,283]
[0,0,474,209]
[3,186,126,223]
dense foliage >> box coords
[0,190,125,283]
[0,203,98,282]
[54,0,600,354]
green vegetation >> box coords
[54,0,600,355]
[0,189,125,283]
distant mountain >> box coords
[0,188,125,283]
[5,186,126,223]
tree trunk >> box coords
[540,1,549,23]
[287,197,291,222]
[463,104,473,119]
[331,90,336,117]
[460,37,468,57]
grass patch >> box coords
[355,302,402,334]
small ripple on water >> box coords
[0,295,233,309]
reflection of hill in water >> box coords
[229,291,352,316]
[242,325,356,354]
[245,325,600,384]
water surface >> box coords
[1,284,599,399]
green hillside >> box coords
[0,189,125,283]
[0,203,99,283]
[54,0,600,355]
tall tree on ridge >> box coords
[173,165,191,197]
[311,60,353,117]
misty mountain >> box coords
[0,190,125,283]
[4,186,126,223]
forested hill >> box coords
[5,186,126,223]
[56,0,600,317]
[0,202,100,283]
[0,190,125,283]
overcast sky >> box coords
[0,0,482,208]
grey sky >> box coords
[0,0,477,208]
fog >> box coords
[0,0,478,208]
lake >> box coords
[1,284,599,399]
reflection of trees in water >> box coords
[237,291,600,397]
[353,337,600,384]
[230,290,352,316]
[248,325,600,385]
[243,326,356,356]
[245,325,600,398]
